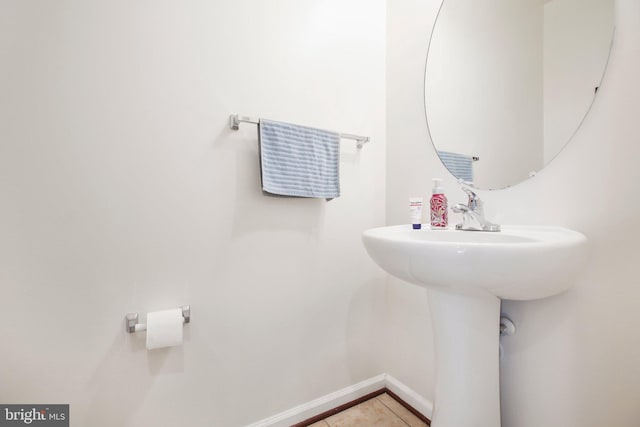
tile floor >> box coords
[308,393,428,427]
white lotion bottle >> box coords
[410,197,424,229]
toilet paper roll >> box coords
[146,308,184,350]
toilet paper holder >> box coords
[126,305,191,333]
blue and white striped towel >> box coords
[437,150,474,183]
[259,119,340,199]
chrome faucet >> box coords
[451,186,501,232]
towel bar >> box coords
[229,114,370,149]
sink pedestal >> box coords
[428,288,501,427]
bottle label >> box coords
[431,194,448,228]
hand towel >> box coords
[259,119,340,200]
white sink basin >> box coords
[362,225,588,300]
[362,224,587,427]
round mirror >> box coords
[425,0,615,190]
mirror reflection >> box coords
[425,0,615,190]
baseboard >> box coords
[384,374,433,420]
[245,373,433,427]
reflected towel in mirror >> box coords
[437,150,473,183]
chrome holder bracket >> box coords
[126,305,190,333]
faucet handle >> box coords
[461,186,477,200]
[458,181,480,212]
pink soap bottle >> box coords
[430,178,448,229]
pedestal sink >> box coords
[362,225,587,427]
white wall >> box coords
[0,1,386,426]
[425,0,543,189]
[387,0,640,426]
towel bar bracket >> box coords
[229,114,259,131]
[229,114,239,130]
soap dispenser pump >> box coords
[430,178,448,229]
